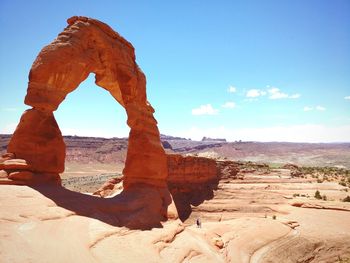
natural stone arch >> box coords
[7,16,167,189]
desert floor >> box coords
[1,166,350,263]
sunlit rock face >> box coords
[6,16,167,187]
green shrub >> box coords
[338,255,350,263]
[314,190,322,200]
[343,196,350,202]
[339,181,347,187]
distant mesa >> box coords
[161,141,173,150]
[160,134,190,141]
[201,136,227,142]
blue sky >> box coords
[0,0,349,142]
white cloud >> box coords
[289,93,301,99]
[246,87,299,100]
[191,104,219,115]
[303,106,313,112]
[222,102,236,109]
[303,105,326,112]
[344,96,350,100]
[227,86,237,93]
[268,88,288,99]
[177,124,350,143]
[246,89,266,98]
[316,105,326,111]
[268,87,300,99]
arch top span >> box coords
[25,16,146,111]
[7,16,168,189]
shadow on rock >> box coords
[169,182,218,222]
[32,184,172,230]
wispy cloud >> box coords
[222,102,236,109]
[268,87,300,99]
[289,93,301,99]
[345,96,350,100]
[303,106,313,112]
[246,89,266,98]
[192,104,219,115]
[245,87,300,100]
[227,86,237,93]
[316,105,326,111]
[303,105,326,112]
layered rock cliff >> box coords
[167,154,239,193]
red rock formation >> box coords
[167,154,239,191]
[5,16,167,188]
[93,177,124,197]
[167,154,239,221]
[167,154,218,192]
[7,109,65,174]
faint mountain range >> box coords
[1,134,350,168]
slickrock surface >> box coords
[1,167,350,263]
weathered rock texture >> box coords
[167,154,218,192]
[167,154,239,193]
[167,154,239,221]
[6,16,167,188]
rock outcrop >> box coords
[167,154,219,192]
[167,154,239,193]
[166,154,239,221]
[0,154,61,185]
[3,16,167,188]
[201,137,227,142]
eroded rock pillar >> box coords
[123,103,168,189]
[6,108,65,183]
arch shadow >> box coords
[32,184,173,230]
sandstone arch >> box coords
[7,16,167,189]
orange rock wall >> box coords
[167,154,239,192]
[167,154,218,192]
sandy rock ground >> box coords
[1,168,350,263]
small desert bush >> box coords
[272,215,276,220]
[314,190,322,200]
[322,195,327,201]
[300,166,350,180]
[338,255,350,262]
[343,196,350,202]
[339,181,347,187]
